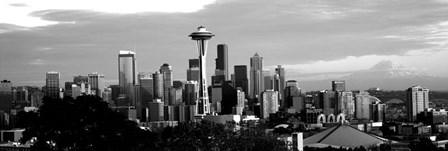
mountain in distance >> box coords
[299,60,448,91]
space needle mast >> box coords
[189,26,214,117]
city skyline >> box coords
[1,0,448,91]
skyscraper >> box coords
[234,65,248,95]
[261,89,279,119]
[407,85,429,121]
[152,71,164,101]
[355,91,374,119]
[263,70,273,90]
[88,72,105,97]
[249,53,264,100]
[216,44,229,80]
[332,80,346,92]
[160,63,173,104]
[118,50,137,106]
[337,91,355,119]
[45,71,60,99]
[275,65,285,108]
[184,81,199,106]
[0,80,12,92]
[189,26,214,116]
[187,59,200,82]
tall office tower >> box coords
[160,63,173,104]
[148,99,164,121]
[12,87,28,101]
[73,75,88,84]
[187,59,200,82]
[284,85,301,110]
[64,82,74,97]
[234,65,248,95]
[286,80,299,88]
[261,90,279,119]
[189,26,214,116]
[0,80,12,92]
[221,81,237,114]
[337,91,355,119]
[152,71,164,101]
[0,80,12,113]
[355,91,374,119]
[275,65,285,107]
[139,76,154,104]
[118,50,137,106]
[370,101,386,122]
[236,88,246,115]
[109,85,121,101]
[216,44,229,80]
[184,81,198,106]
[102,88,112,104]
[88,72,105,97]
[45,71,60,99]
[169,87,183,105]
[332,80,346,92]
[407,85,429,122]
[263,70,273,90]
[249,53,264,100]
[318,90,336,115]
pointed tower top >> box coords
[254,52,259,57]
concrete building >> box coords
[249,53,264,100]
[152,71,164,101]
[184,81,198,105]
[118,50,137,106]
[160,63,173,104]
[45,71,60,99]
[88,72,105,97]
[407,85,429,122]
[370,101,386,122]
[149,100,164,121]
[0,80,12,92]
[331,80,346,92]
[261,89,279,119]
[275,65,285,110]
[234,65,248,96]
[187,59,200,82]
[337,91,355,119]
[216,44,229,80]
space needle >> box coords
[189,26,214,117]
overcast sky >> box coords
[1,0,448,88]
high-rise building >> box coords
[118,50,137,106]
[275,65,285,108]
[407,85,429,122]
[139,75,153,104]
[152,71,164,101]
[249,53,264,100]
[0,80,12,113]
[332,81,346,92]
[261,89,279,119]
[45,71,60,99]
[234,65,248,95]
[189,26,214,116]
[284,86,301,110]
[160,63,173,104]
[236,88,246,115]
[263,70,273,90]
[73,75,88,84]
[337,91,355,119]
[88,72,105,97]
[355,91,374,119]
[216,44,229,80]
[221,81,237,114]
[0,80,12,92]
[370,101,386,122]
[184,81,198,106]
[187,60,200,82]
[318,90,336,115]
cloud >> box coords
[29,59,45,65]
[1,0,448,89]
[0,0,217,27]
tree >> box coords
[21,95,159,151]
[408,137,438,151]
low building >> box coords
[203,115,241,124]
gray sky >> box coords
[1,0,448,89]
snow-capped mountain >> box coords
[299,60,448,91]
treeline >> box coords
[16,95,289,151]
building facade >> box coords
[407,85,429,122]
